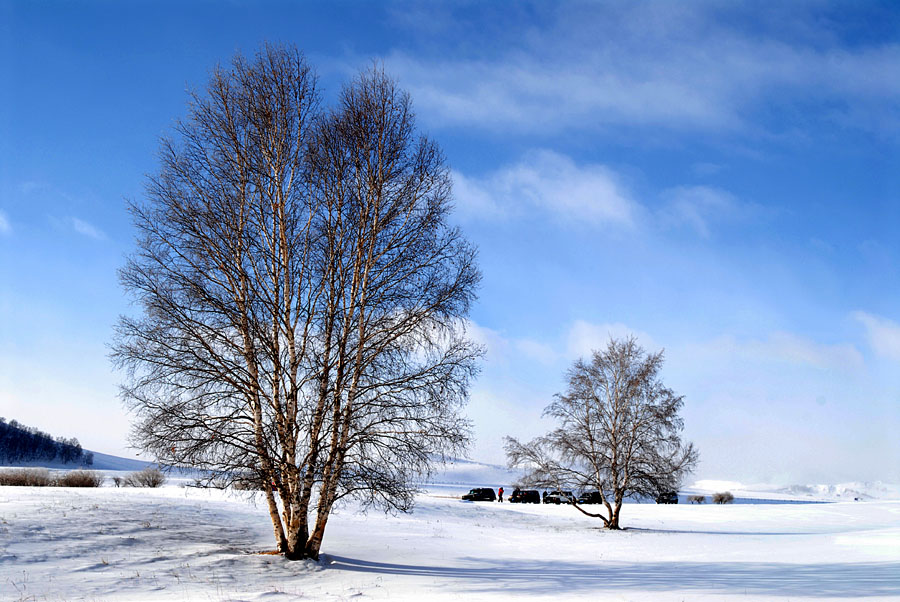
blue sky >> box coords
[2,1,899,484]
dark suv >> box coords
[509,489,541,504]
[544,490,575,504]
[655,491,679,504]
[577,491,604,505]
[462,487,496,501]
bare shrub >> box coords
[57,470,104,487]
[713,491,734,504]
[0,468,53,486]
[124,467,166,488]
[688,495,706,504]
[112,476,122,487]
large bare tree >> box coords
[505,337,697,529]
[113,45,480,560]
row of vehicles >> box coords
[461,487,679,504]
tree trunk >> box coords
[608,500,623,529]
[283,495,309,558]
[304,520,327,560]
[263,487,288,552]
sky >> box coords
[1,0,899,485]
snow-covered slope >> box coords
[0,449,152,472]
[86,450,154,472]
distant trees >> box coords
[0,418,92,466]
[506,337,698,529]
[113,45,480,560]
[713,491,734,504]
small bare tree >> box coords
[113,45,480,560]
[713,491,734,504]
[506,337,697,529]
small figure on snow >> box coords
[498,486,504,502]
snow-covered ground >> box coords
[2,474,898,601]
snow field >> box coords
[1,483,898,601]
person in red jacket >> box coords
[498,486,504,502]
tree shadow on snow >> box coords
[324,556,900,597]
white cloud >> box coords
[747,332,864,372]
[453,150,638,226]
[463,320,509,362]
[0,210,10,235]
[69,217,106,240]
[852,311,900,361]
[513,339,558,366]
[464,319,558,367]
[563,321,862,376]
[385,4,900,135]
[566,320,659,360]
[456,153,754,237]
[679,332,864,374]
[451,171,507,219]
[659,186,748,238]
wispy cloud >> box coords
[18,181,49,195]
[0,210,11,235]
[747,332,864,372]
[69,217,106,240]
[658,186,751,238]
[852,311,900,361]
[463,320,509,362]
[385,3,900,135]
[691,162,723,177]
[566,320,659,360]
[514,339,558,366]
[453,150,638,226]
[464,319,558,367]
[679,332,864,374]
[455,152,757,239]
[564,320,863,374]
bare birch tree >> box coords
[113,45,480,560]
[505,337,697,529]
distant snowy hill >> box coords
[688,479,900,502]
[86,450,154,472]
[425,457,522,488]
[771,481,900,501]
[0,449,153,472]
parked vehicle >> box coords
[544,490,575,504]
[655,491,679,504]
[577,491,604,504]
[509,489,541,504]
[462,487,496,502]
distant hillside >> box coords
[688,479,900,502]
[86,450,153,472]
[426,457,522,487]
[0,418,93,466]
